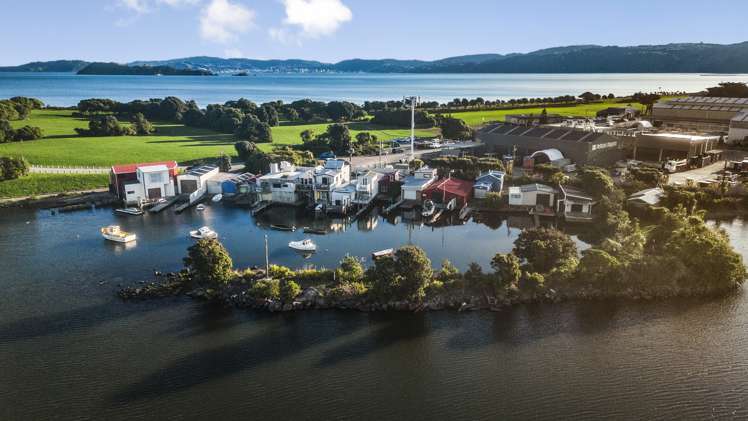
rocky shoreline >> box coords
[118,271,740,313]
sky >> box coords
[2,0,748,65]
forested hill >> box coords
[4,42,748,74]
[76,62,214,76]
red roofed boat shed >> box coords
[109,161,179,199]
[421,177,474,209]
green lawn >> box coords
[450,101,648,126]
[0,173,109,199]
[2,110,439,165]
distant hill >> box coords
[77,62,214,76]
[0,60,89,72]
[6,42,748,74]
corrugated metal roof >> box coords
[111,160,177,175]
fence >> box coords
[30,165,109,175]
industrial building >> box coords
[477,123,625,167]
[652,96,748,135]
[626,132,721,162]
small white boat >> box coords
[196,204,206,211]
[372,248,394,260]
[115,207,144,216]
[101,225,137,243]
[422,200,436,217]
[212,194,223,203]
[190,226,217,239]
[288,239,317,252]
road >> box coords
[349,142,479,170]
[668,161,726,185]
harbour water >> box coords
[1,72,748,106]
[2,204,748,419]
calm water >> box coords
[2,204,748,419]
[2,72,748,106]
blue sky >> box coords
[2,0,748,65]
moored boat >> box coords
[289,239,317,252]
[190,226,218,239]
[372,248,394,260]
[421,200,436,217]
[115,207,144,216]
[101,225,137,243]
[196,204,206,211]
[212,194,223,203]
[271,224,296,232]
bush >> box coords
[75,115,134,137]
[250,279,281,300]
[335,255,364,284]
[0,156,30,181]
[280,280,302,302]
[183,239,234,286]
[131,113,155,135]
[329,281,368,300]
[12,125,44,141]
[513,227,578,274]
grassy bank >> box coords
[0,110,438,166]
[450,100,647,126]
[0,173,108,199]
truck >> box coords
[663,159,688,174]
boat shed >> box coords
[473,171,505,199]
[177,165,219,195]
[421,177,474,209]
[220,173,257,195]
[477,123,624,167]
[508,183,557,209]
[109,160,178,202]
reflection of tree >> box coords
[474,212,506,230]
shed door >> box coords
[537,193,551,207]
[148,188,162,199]
[180,179,198,194]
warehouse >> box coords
[626,132,721,162]
[652,96,748,133]
[477,123,624,167]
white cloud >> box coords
[200,0,255,44]
[268,27,302,46]
[118,0,201,13]
[224,48,244,58]
[280,0,352,38]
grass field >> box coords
[450,101,647,126]
[0,100,659,167]
[0,173,109,199]
[1,110,438,166]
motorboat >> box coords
[288,239,317,252]
[212,194,223,203]
[115,207,144,216]
[190,226,218,239]
[196,204,206,211]
[101,225,136,243]
[271,224,296,232]
[372,248,394,260]
[421,200,436,217]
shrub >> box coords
[280,280,302,302]
[183,239,234,286]
[513,227,578,274]
[250,279,281,300]
[0,156,30,181]
[12,125,43,141]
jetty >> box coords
[149,196,181,213]
[383,199,405,214]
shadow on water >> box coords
[111,311,378,403]
[444,296,731,350]
[316,312,431,368]
[0,300,168,344]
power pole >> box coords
[264,234,270,278]
[404,96,419,161]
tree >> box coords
[11,125,43,141]
[706,82,748,98]
[435,259,461,286]
[75,115,134,136]
[235,114,272,143]
[513,228,578,274]
[234,141,257,162]
[576,248,622,290]
[300,129,314,144]
[632,92,661,115]
[336,255,364,284]
[326,123,351,154]
[279,280,302,303]
[519,272,545,294]
[579,92,597,102]
[463,262,485,290]
[490,253,521,292]
[0,156,29,181]
[326,101,358,122]
[439,117,473,140]
[217,153,232,172]
[131,113,154,135]
[183,239,234,286]
[367,245,432,301]
[539,108,549,124]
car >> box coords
[391,147,405,154]
[318,151,336,160]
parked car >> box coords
[319,151,336,160]
[392,147,405,154]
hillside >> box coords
[77,62,214,76]
[5,42,748,74]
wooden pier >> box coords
[149,196,181,213]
